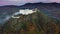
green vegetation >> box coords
[2,9,60,34]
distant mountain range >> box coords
[0,2,60,25]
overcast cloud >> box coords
[0,0,60,6]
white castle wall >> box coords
[11,9,36,18]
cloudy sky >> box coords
[0,0,60,6]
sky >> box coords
[0,0,60,6]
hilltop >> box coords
[0,3,60,34]
[2,9,60,34]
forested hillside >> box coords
[2,9,60,34]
